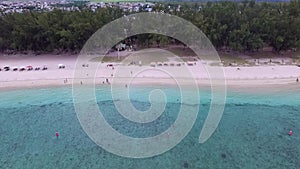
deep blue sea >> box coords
[0,85,300,169]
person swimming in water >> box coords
[288,130,293,136]
[55,132,60,138]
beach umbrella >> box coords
[12,67,18,71]
[187,61,194,66]
[3,65,10,71]
[42,65,48,70]
[150,62,156,67]
[58,64,65,69]
[19,66,26,71]
[27,66,33,70]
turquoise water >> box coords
[0,85,300,169]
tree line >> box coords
[0,1,299,54]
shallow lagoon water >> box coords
[0,85,300,169]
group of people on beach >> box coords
[63,78,68,84]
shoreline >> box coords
[0,76,299,91]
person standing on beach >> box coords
[106,78,110,84]
[297,78,299,83]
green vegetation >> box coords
[0,1,299,55]
[0,8,124,53]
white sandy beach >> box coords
[1,54,300,90]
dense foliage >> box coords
[0,1,299,53]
